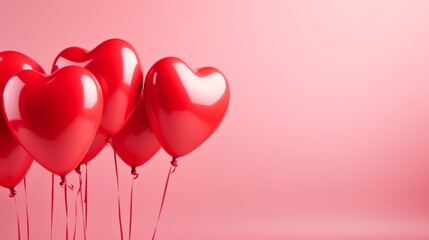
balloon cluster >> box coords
[0,38,230,191]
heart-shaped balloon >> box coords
[2,66,103,176]
[52,39,143,136]
[144,57,230,158]
[113,94,160,169]
[0,51,43,188]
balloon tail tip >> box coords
[105,135,112,146]
[59,175,66,187]
[75,165,82,174]
[9,187,17,198]
[131,167,139,179]
[170,157,179,173]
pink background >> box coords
[2,0,429,239]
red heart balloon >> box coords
[113,94,160,169]
[0,51,43,188]
[2,66,103,176]
[144,57,230,158]
[52,39,143,136]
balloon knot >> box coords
[170,157,179,173]
[59,175,66,187]
[105,135,113,146]
[75,165,81,174]
[9,187,16,198]
[131,167,139,179]
[59,175,74,190]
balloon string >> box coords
[24,177,30,240]
[73,167,86,240]
[11,189,21,240]
[73,172,80,240]
[84,163,88,234]
[63,176,69,240]
[60,176,74,190]
[80,168,87,240]
[151,157,178,240]
[50,174,54,240]
[129,167,138,240]
[128,177,135,240]
[9,187,20,240]
[113,145,124,240]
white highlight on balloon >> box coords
[23,64,32,70]
[3,76,25,121]
[55,57,92,69]
[174,62,226,106]
[153,72,158,85]
[122,47,138,85]
[82,75,98,109]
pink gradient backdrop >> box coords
[2,0,429,239]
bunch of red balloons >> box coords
[0,38,230,191]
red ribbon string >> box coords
[73,167,86,240]
[80,168,87,240]
[50,174,54,240]
[113,145,124,240]
[73,170,80,240]
[24,177,30,240]
[10,187,21,240]
[151,157,178,240]
[63,176,69,240]
[84,163,88,234]
[128,176,135,240]
[129,167,138,240]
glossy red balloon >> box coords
[52,39,143,136]
[80,133,106,165]
[2,66,103,176]
[144,57,230,158]
[0,51,43,188]
[113,94,160,168]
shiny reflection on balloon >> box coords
[174,62,227,106]
[82,75,99,109]
[3,76,24,121]
[121,47,138,86]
